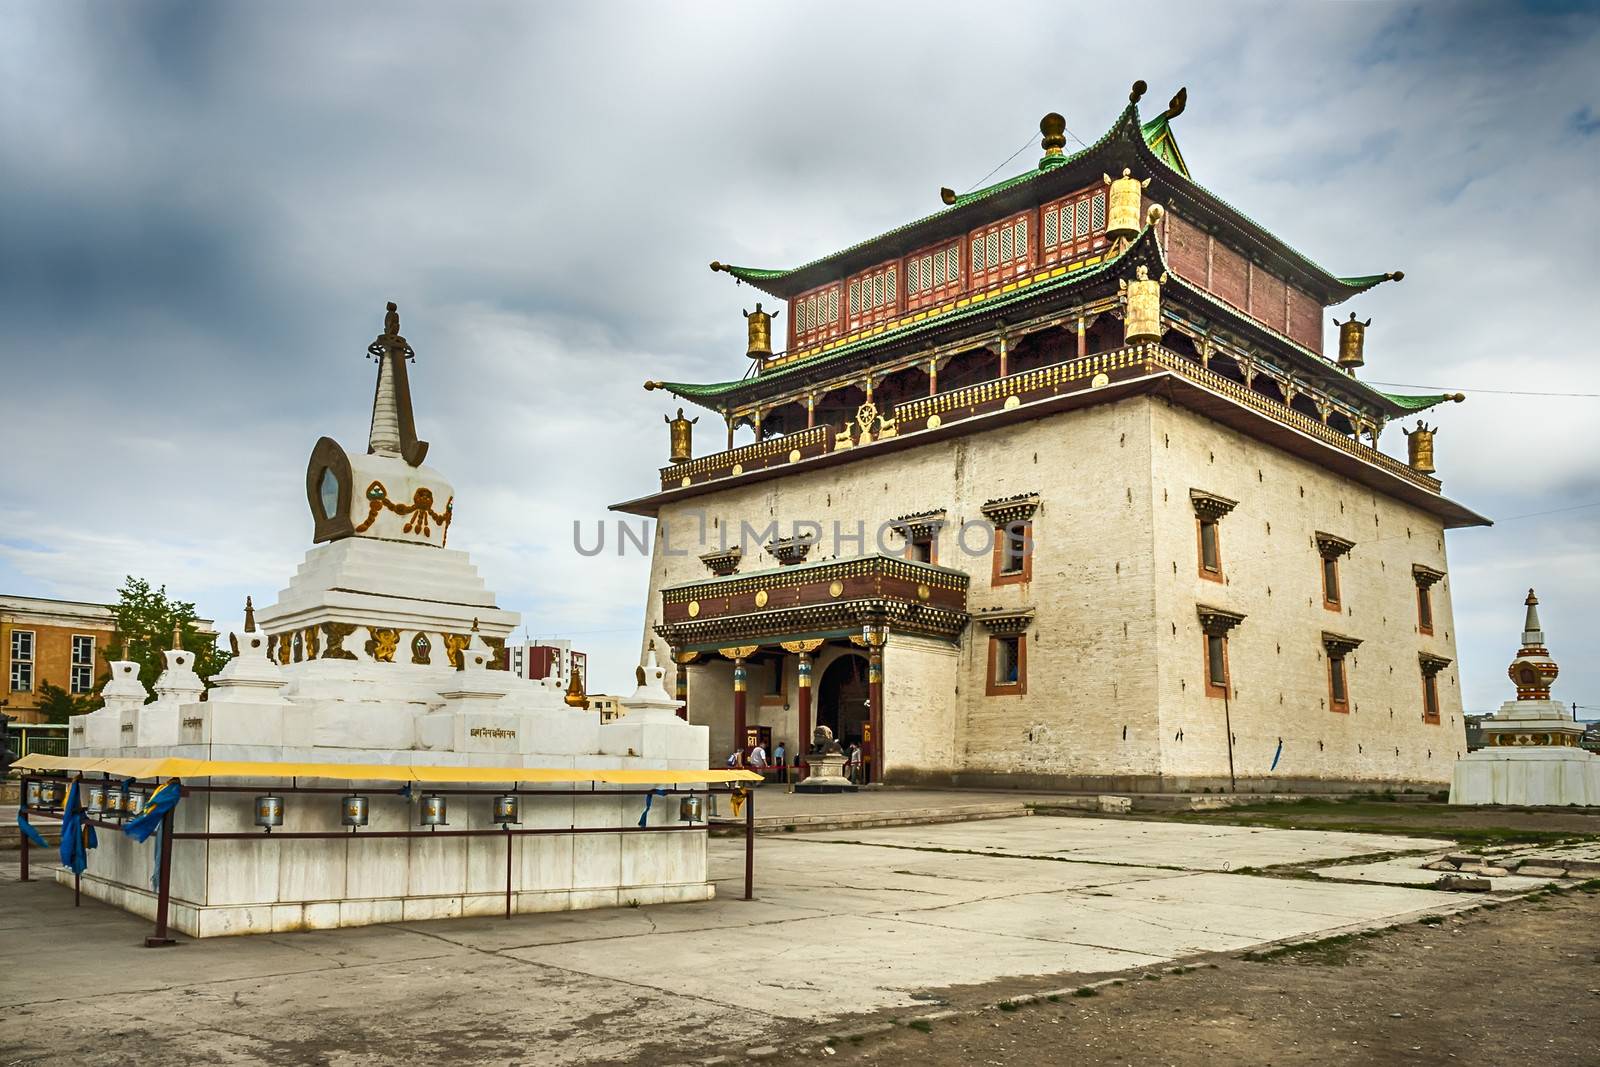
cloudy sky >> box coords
[2,1,1596,710]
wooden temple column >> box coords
[927,355,939,395]
[806,393,816,428]
[862,620,889,784]
[671,650,698,721]
[997,330,1009,378]
[1076,315,1087,358]
[724,413,735,450]
[782,639,824,776]
[720,645,759,757]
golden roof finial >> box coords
[564,665,590,709]
[243,596,256,633]
[1129,79,1148,104]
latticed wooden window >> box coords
[1043,186,1108,263]
[968,213,1031,290]
[907,242,961,309]
[792,284,842,348]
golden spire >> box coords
[564,665,590,709]
[1038,113,1067,168]
[170,621,184,651]
[243,596,256,633]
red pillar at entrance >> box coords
[863,621,888,784]
[796,650,813,775]
[732,656,748,755]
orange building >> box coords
[1,596,119,724]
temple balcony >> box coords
[639,342,1479,526]
[656,554,970,652]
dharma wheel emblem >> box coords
[855,402,879,435]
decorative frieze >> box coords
[1196,605,1246,635]
[1321,632,1363,657]
[1314,532,1356,559]
[980,493,1041,526]
[1189,489,1238,520]
[975,607,1034,635]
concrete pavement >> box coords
[0,815,1490,1065]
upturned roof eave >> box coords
[715,98,1398,307]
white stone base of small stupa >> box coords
[1449,700,1600,806]
[1449,746,1600,806]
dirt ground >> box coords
[755,886,1600,1067]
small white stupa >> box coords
[1450,590,1600,806]
[65,302,714,935]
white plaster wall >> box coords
[1148,400,1469,788]
[884,635,960,776]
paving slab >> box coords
[1314,856,1560,891]
[804,815,1454,870]
[0,813,1488,1065]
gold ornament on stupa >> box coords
[1038,112,1067,169]
[564,665,590,709]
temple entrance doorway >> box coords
[818,652,871,753]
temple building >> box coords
[615,81,1489,792]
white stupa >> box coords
[64,303,715,936]
[1450,590,1599,806]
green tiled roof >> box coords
[712,89,1398,305]
[1378,391,1465,413]
[661,227,1161,405]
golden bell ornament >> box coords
[743,302,778,361]
[1122,266,1164,344]
[1335,313,1371,371]
[1104,168,1150,241]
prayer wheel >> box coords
[1123,266,1163,344]
[1335,313,1371,371]
[1404,421,1437,475]
[341,794,369,827]
[38,781,61,808]
[1105,168,1148,241]
[24,781,41,809]
[493,793,521,825]
[744,303,776,360]
[126,787,146,814]
[420,793,448,827]
[666,408,695,464]
[678,795,704,824]
[255,794,284,831]
[86,784,106,814]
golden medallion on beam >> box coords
[687,600,700,618]
[754,590,769,608]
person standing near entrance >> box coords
[773,740,786,783]
[748,740,768,781]
[847,743,862,783]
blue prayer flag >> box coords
[58,779,98,875]
[15,810,47,849]
[123,779,181,843]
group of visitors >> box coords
[726,739,865,783]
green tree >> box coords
[108,576,231,692]
[35,680,98,724]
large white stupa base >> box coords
[55,782,710,938]
[1449,747,1600,807]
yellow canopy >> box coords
[12,753,761,786]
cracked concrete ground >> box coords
[0,816,1484,1065]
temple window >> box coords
[791,284,842,349]
[1413,565,1444,636]
[846,262,898,332]
[968,213,1031,290]
[1042,186,1108,263]
[1315,533,1355,612]
[1322,633,1362,713]
[906,241,962,311]
[1419,653,1451,725]
[1197,606,1244,699]
[982,494,1040,586]
[1190,490,1238,583]
[987,634,1026,694]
